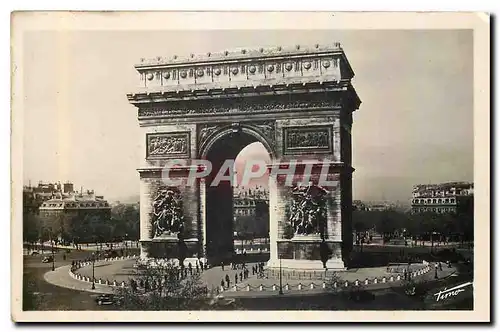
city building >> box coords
[352,200,369,211]
[233,186,269,237]
[369,204,390,212]
[233,186,269,217]
[352,200,393,212]
[24,181,112,242]
[411,181,474,214]
[23,181,75,214]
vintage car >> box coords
[41,256,54,263]
[94,294,123,306]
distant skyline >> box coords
[23,29,473,202]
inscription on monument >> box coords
[283,125,333,155]
[146,132,190,159]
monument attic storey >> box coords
[127,43,361,270]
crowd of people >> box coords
[219,262,266,289]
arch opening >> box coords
[202,129,272,263]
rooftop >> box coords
[136,43,344,68]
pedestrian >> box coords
[235,274,238,284]
[221,279,225,289]
[188,262,193,274]
[196,263,200,274]
[225,274,230,287]
[439,262,443,271]
[240,271,243,281]
[403,268,407,281]
[221,262,225,271]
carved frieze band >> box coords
[138,97,342,118]
[283,125,333,155]
[146,132,191,159]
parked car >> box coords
[95,294,123,306]
[42,256,53,263]
[103,250,118,259]
[30,251,40,256]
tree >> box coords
[352,210,374,233]
[115,261,215,310]
[111,204,140,240]
[456,212,473,243]
[53,214,76,244]
[23,212,41,245]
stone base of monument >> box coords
[139,236,200,260]
[267,258,346,270]
[271,234,346,270]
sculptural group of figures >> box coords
[289,184,328,237]
[288,131,329,148]
[151,188,184,238]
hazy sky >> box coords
[23,30,473,202]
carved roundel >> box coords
[196,69,204,77]
[146,72,154,81]
[231,67,239,75]
[322,60,331,68]
[214,68,221,76]
[180,70,187,79]
[303,62,312,70]
[285,63,293,71]
[249,65,256,74]
[162,71,170,79]
[267,64,274,72]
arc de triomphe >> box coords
[127,43,361,270]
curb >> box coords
[221,262,434,295]
[69,255,137,289]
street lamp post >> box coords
[125,234,128,256]
[51,237,55,271]
[279,255,283,295]
[431,231,437,253]
[91,252,96,290]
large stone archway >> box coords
[127,43,361,270]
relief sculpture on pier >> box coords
[146,132,190,159]
[283,125,333,155]
[151,187,185,238]
[289,184,328,238]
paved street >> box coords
[23,251,117,310]
[25,247,471,311]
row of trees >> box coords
[23,203,140,245]
[352,209,474,243]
